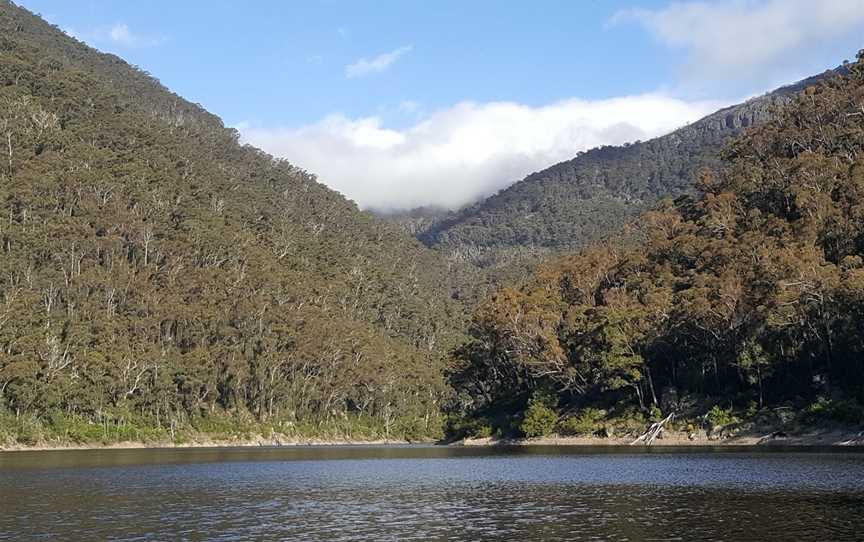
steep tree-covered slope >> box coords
[0,1,471,443]
[419,70,841,273]
[448,53,864,439]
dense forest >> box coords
[0,1,481,444]
[412,69,840,279]
[1,1,862,448]
[447,52,864,440]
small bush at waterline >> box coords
[520,393,559,438]
[557,408,607,436]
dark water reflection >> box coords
[2,445,863,541]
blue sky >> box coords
[24,0,687,126]
[18,0,864,210]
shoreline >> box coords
[0,436,423,453]
[458,427,864,448]
[4,427,864,452]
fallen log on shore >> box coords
[631,413,675,446]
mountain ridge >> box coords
[446,53,864,441]
[0,0,476,443]
[395,67,844,275]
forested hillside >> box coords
[419,70,840,275]
[0,1,473,444]
[1,1,860,449]
[448,53,864,439]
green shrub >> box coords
[192,413,250,437]
[4,413,48,445]
[805,397,864,424]
[453,418,493,439]
[470,423,493,439]
[48,412,105,443]
[445,415,493,440]
[558,408,607,436]
[705,405,738,429]
[395,414,443,441]
[610,407,648,435]
[0,412,16,446]
[520,394,559,438]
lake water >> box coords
[1,445,863,541]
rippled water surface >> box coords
[2,445,864,541]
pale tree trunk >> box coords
[5,131,12,179]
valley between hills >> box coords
[2,1,864,449]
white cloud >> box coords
[108,23,135,45]
[62,22,164,48]
[239,94,727,211]
[613,0,864,80]
[346,45,413,78]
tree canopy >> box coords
[0,0,473,443]
[447,54,864,437]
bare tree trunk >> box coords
[633,383,644,410]
[757,364,764,408]
[644,364,658,406]
[5,132,12,179]
[631,413,674,446]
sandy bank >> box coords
[0,435,422,452]
[5,427,864,452]
[458,427,864,447]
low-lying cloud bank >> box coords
[239,95,725,211]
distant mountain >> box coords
[410,69,843,274]
[0,1,474,443]
[376,205,456,238]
